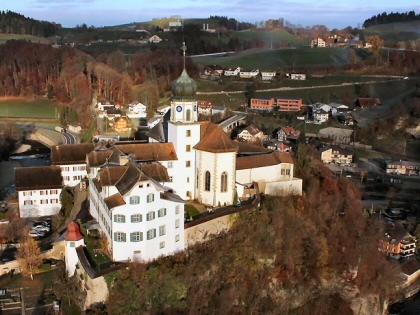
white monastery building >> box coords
[57,46,302,264]
[15,166,63,218]
[51,143,93,186]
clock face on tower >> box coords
[176,106,182,112]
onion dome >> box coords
[65,221,84,241]
[171,69,197,98]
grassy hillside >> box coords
[0,98,59,118]
[233,29,308,47]
[361,21,420,43]
[0,34,49,45]
[193,47,348,69]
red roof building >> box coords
[65,221,84,241]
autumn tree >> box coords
[16,233,43,280]
[367,35,385,65]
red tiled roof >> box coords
[140,163,170,182]
[86,150,113,167]
[115,143,178,161]
[236,151,294,170]
[99,166,127,186]
[194,122,238,153]
[104,193,126,210]
[51,143,94,165]
[15,166,63,191]
[65,221,84,241]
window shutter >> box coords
[122,233,126,242]
[113,232,117,240]
[122,215,125,223]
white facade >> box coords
[60,164,88,186]
[18,188,62,218]
[261,71,276,80]
[236,163,302,195]
[127,102,147,118]
[65,237,85,276]
[224,67,241,76]
[167,99,201,200]
[196,151,236,207]
[239,69,260,78]
[89,177,184,262]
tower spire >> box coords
[181,41,187,70]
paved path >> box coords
[196,78,406,95]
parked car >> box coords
[29,231,45,238]
[32,225,50,233]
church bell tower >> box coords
[167,43,201,200]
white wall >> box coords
[65,238,85,276]
[196,151,236,207]
[235,163,299,195]
[89,178,184,262]
[18,188,62,218]
[167,122,200,200]
[60,164,87,186]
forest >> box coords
[363,11,420,28]
[0,10,60,37]
[98,147,398,314]
[0,40,197,127]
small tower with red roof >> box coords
[65,221,85,276]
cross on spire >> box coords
[181,41,187,69]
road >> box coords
[35,126,77,145]
[196,77,407,96]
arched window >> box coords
[204,171,211,191]
[186,109,191,121]
[221,172,228,192]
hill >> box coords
[361,21,420,43]
[0,34,49,45]
[0,10,60,37]
[232,29,308,48]
[192,47,348,69]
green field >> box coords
[233,29,308,47]
[193,47,348,69]
[0,34,49,45]
[197,77,418,111]
[360,21,420,43]
[0,99,60,118]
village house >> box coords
[288,73,306,80]
[239,69,260,79]
[320,145,353,166]
[197,101,213,116]
[386,160,420,176]
[277,126,300,142]
[379,222,417,259]
[110,116,131,133]
[149,35,162,43]
[97,101,115,112]
[355,98,381,108]
[313,108,329,124]
[311,37,326,48]
[237,125,265,142]
[51,143,94,186]
[224,67,241,76]
[127,101,147,119]
[250,97,302,111]
[15,166,63,218]
[260,70,276,81]
[203,65,224,77]
[276,98,302,111]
